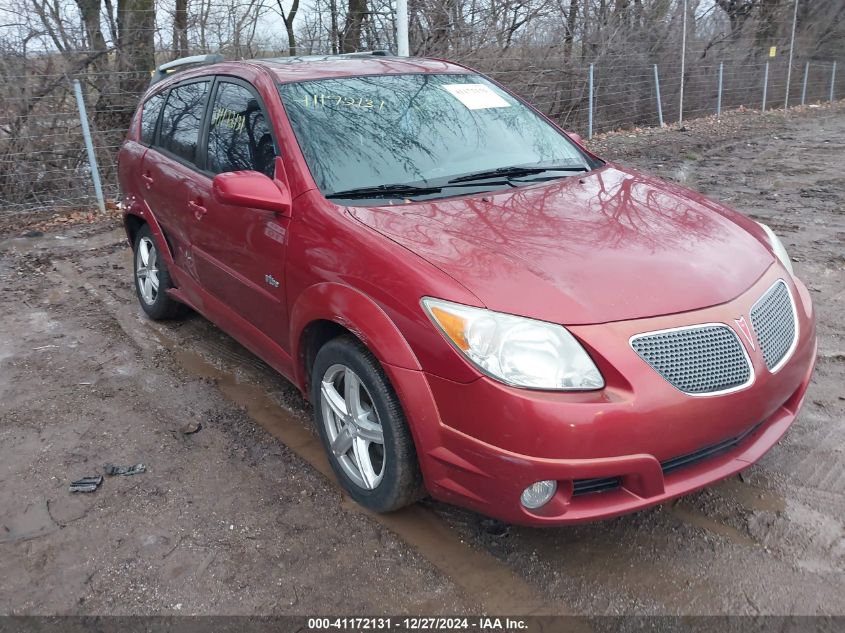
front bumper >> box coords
[387,267,817,526]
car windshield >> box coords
[278,73,593,201]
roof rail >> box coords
[341,50,392,57]
[258,50,395,65]
[150,53,224,86]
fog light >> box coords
[520,480,557,509]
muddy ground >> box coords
[1,103,843,616]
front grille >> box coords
[750,280,797,371]
[631,325,751,395]
[572,423,761,497]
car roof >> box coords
[146,54,474,97]
[252,54,472,83]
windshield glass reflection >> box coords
[278,73,591,200]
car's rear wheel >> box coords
[312,335,424,512]
[133,224,186,320]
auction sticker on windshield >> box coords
[442,84,510,110]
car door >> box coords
[188,77,290,348]
[140,79,212,276]
[121,90,166,212]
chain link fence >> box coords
[0,49,841,219]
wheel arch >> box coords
[290,283,422,398]
[122,201,175,265]
[124,213,145,248]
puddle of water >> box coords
[669,502,758,548]
[0,236,48,255]
[152,329,558,616]
[0,227,125,260]
[171,345,333,474]
[0,500,59,544]
[715,477,787,514]
[27,310,60,333]
[0,339,12,366]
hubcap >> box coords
[136,236,160,305]
[320,364,386,490]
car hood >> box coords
[347,165,774,325]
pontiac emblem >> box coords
[735,316,756,350]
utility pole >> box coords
[396,0,409,56]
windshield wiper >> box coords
[326,183,442,199]
[326,178,518,200]
[448,164,588,184]
[326,166,588,200]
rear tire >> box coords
[133,224,186,320]
[312,335,424,512]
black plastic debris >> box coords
[69,475,103,493]
[103,463,146,476]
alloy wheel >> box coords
[136,236,160,305]
[320,363,386,490]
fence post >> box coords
[801,62,809,105]
[653,64,664,127]
[717,61,723,116]
[762,61,769,112]
[784,0,799,109]
[72,79,106,215]
[679,0,687,126]
[588,63,594,139]
[831,61,837,102]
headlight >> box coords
[421,297,604,391]
[757,222,794,275]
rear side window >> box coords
[207,81,276,178]
[140,92,165,145]
[158,81,210,164]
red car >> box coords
[118,52,816,526]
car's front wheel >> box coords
[312,335,424,512]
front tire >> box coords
[133,224,185,320]
[312,335,424,512]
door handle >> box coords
[141,172,154,188]
[188,199,207,221]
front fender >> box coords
[289,283,445,491]
[289,282,422,391]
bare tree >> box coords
[563,0,579,59]
[276,0,301,55]
[341,0,367,52]
[173,0,189,56]
[714,0,755,38]
[117,0,156,98]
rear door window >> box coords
[158,80,210,164]
[206,81,276,178]
[140,92,165,145]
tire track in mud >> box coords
[48,254,568,617]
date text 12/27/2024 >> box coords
[306,617,529,631]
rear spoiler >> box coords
[150,53,224,86]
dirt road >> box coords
[1,103,843,616]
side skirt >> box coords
[167,267,298,391]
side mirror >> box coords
[211,170,292,215]
[567,131,584,146]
